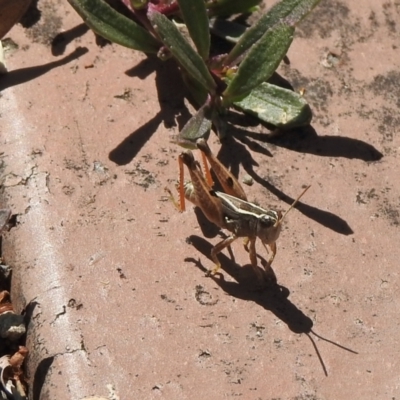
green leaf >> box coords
[225,0,321,66]
[181,71,209,106]
[279,0,322,26]
[171,102,213,148]
[67,0,160,53]
[148,10,216,94]
[233,82,312,128]
[207,0,262,17]
[223,23,294,104]
[177,0,210,60]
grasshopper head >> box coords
[257,211,282,245]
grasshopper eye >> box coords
[259,215,275,227]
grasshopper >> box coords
[170,138,310,280]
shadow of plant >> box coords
[109,56,192,165]
[216,136,354,235]
[51,23,90,56]
[231,123,383,162]
[0,47,88,91]
[32,356,54,400]
[85,40,381,236]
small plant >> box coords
[68,0,321,147]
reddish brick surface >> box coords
[1,1,399,399]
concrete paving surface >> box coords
[0,0,399,399]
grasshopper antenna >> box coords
[275,185,311,227]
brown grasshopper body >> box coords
[174,138,309,279]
